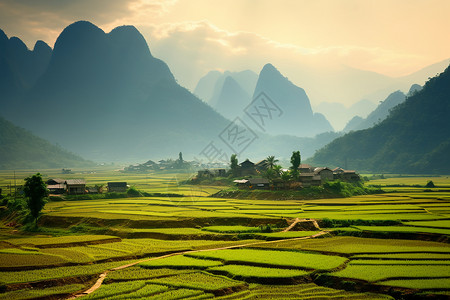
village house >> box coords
[107,182,128,193]
[314,167,334,183]
[65,179,86,195]
[46,178,66,194]
[239,159,257,175]
[299,164,314,173]
[332,168,361,182]
[298,173,321,187]
[233,178,270,189]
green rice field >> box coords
[0,170,449,299]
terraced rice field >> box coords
[250,236,450,254]
[208,265,310,280]
[186,249,348,270]
[1,170,450,299]
[328,264,450,282]
[139,255,222,269]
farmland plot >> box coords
[1,171,450,299]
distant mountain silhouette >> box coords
[314,99,377,131]
[246,63,333,137]
[7,21,234,161]
[212,76,251,119]
[253,58,449,111]
[194,70,222,103]
[195,70,257,105]
[407,84,422,96]
[0,29,51,112]
[310,65,450,174]
[0,116,92,169]
[343,90,407,132]
[3,21,334,162]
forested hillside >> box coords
[310,65,450,174]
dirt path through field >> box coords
[283,218,320,232]
[69,231,329,298]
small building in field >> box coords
[341,170,361,182]
[233,178,270,189]
[341,170,360,182]
[107,182,128,193]
[239,159,256,175]
[46,178,66,194]
[65,179,86,195]
[248,178,270,189]
[46,178,65,185]
[233,179,249,189]
[332,167,361,182]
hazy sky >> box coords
[1,0,449,100]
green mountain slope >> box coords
[0,116,92,169]
[310,65,450,174]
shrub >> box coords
[425,180,436,188]
[259,224,273,233]
[127,187,142,197]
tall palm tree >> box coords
[273,165,282,176]
[266,156,279,170]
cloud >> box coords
[0,0,177,47]
[142,20,427,93]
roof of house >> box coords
[47,178,65,184]
[65,179,86,185]
[299,164,312,168]
[233,179,249,184]
[239,159,255,167]
[255,160,269,167]
[107,182,127,187]
[314,167,332,173]
[332,167,345,172]
[248,178,269,184]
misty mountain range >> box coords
[0,21,449,173]
[0,116,91,169]
[310,65,450,174]
[342,84,422,132]
[0,21,338,166]
[195,64,333,136]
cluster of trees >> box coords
[2,173,49,229]
[263,151,301,183]
[229,151,302,183]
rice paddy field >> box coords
[0,169,449,299]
